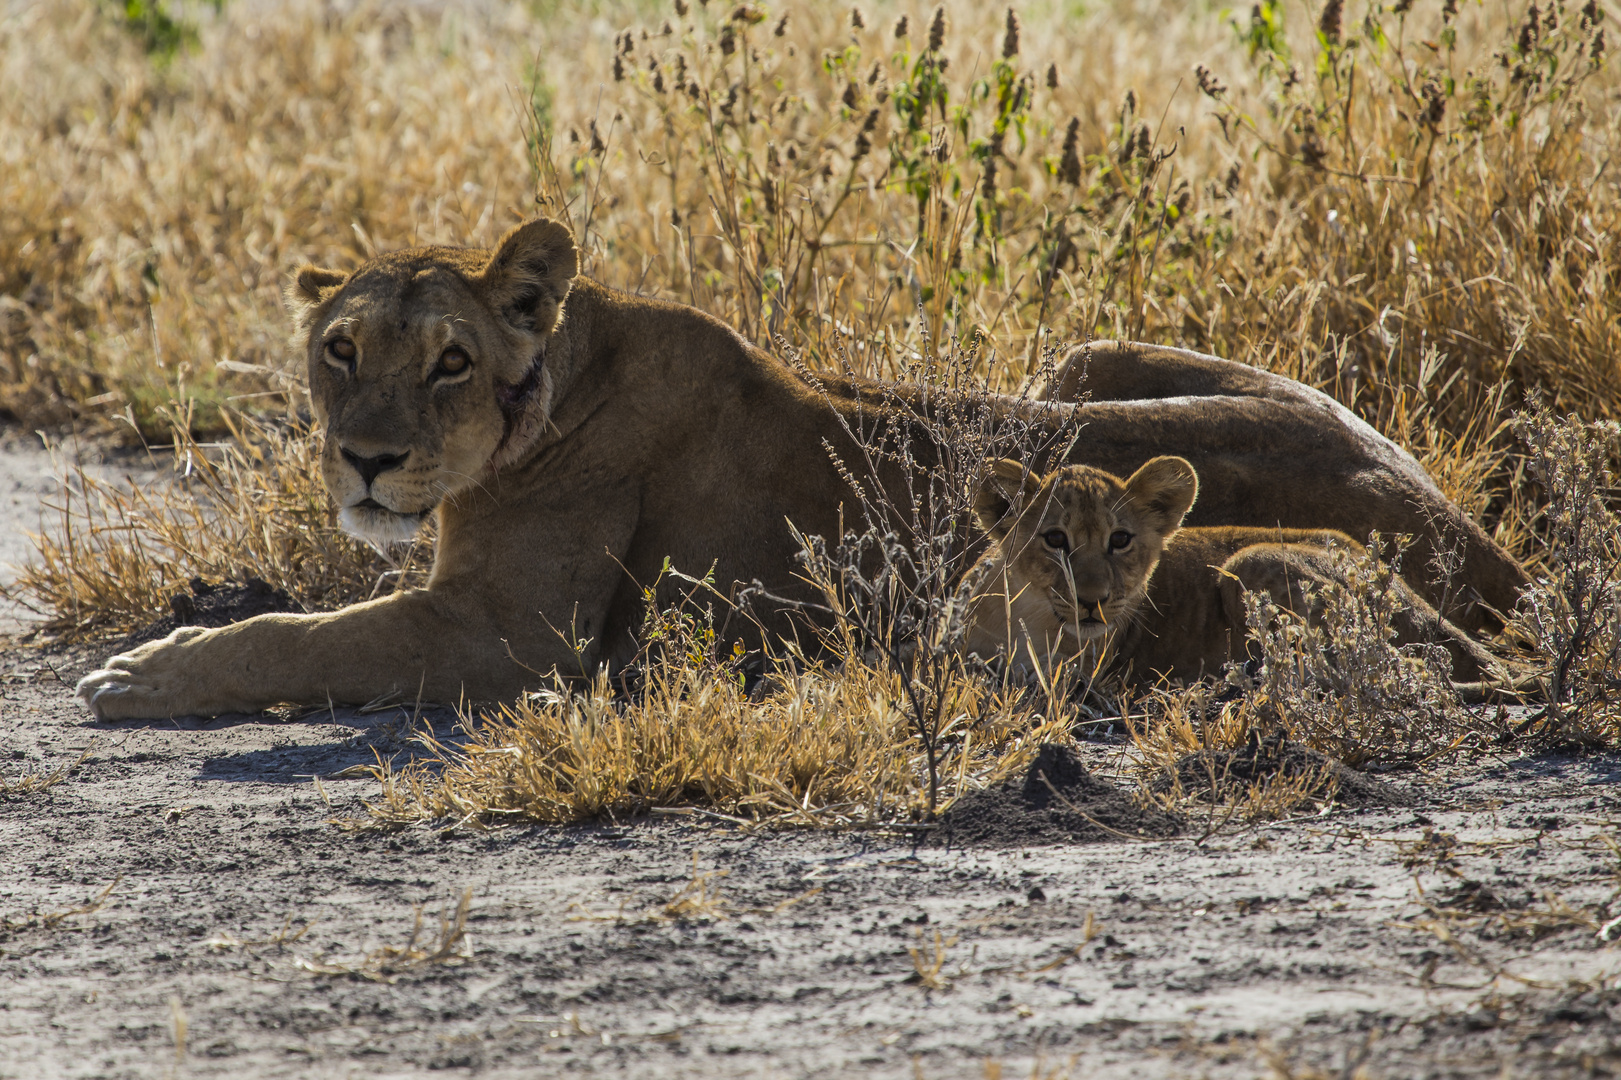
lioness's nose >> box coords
[341,447,409,487]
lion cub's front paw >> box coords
[76,627,212,721]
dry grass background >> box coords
[4,0,1620,825]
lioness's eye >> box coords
[1109,530,1133,551]
[1042,530,1069,552]
[434,347,471,379]
[325,337,356,370]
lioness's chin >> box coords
[339,504,428,545]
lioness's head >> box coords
[287,218,579,544]
[972,457,1199,644]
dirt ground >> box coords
[3,444,1621,1080]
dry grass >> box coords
[7,0,1621,821]
[0,877,120,941]
[568,851,822,924]
[5,0,1617,436]
[292,887,473,983]
[357,629,1062,831]
[907,927,959,991]
[6,407,430,639]
[0,744,92,798]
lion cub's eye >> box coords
[1109,530,1133,551]
[325,337,357,371]
[1042,530,1069,552]
[433,347,471,380]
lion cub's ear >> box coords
[285,265,349,332]
[479,217,580,336]
[973,458,1046,542]
[1123,456,1199,538]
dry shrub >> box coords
[7,406,428,639]
[1237,538,1482,767]
[1127,690,1342,825]
[1129,537,1490,804]
[1509,402,1621,747]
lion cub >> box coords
[958,457,1506,685]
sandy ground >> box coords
[2,441,1620,1079]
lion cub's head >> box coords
[286,218,578,544]
[968,457,1199,658]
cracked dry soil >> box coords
[2,447,1621,1079]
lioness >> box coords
[960,457,1513,685]
[78,217,1528,719]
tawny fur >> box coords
[78,217,1529,719]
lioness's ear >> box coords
[480,217,579,335]
[1124,456,1199,538]
[973,458,1044,541]
[285,265,349,331]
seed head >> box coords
[842,81,859,109]
[1057,117,1081,185]
[927,7,947,52]
[1393,0,1413,13]
[981,155,998,200]
[1002,8,1020,58]
[1442,0,1457,22]
[1195,64,1226,98]
[850,7,866,31]
[719,23,737,54]
[675,0,689,15]
[893,14,909,39]
[1421,78,1446,125]
[1519,4,1541,52]
[1318,0,1342,45]
[654,69,666,92]
[1046,63,1058,88]
[853,109,879,159]
[774,14,789,36]
[612,54,625,81]
[589,120,606,155]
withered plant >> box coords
[357,559,1059,831]
[766,333,1083,817]
[1509,402,1621,746]
[1235,537,1478,767]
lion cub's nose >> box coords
[341,447,409,487]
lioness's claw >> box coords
[76,669,139,720]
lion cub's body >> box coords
[962,460,1504,685]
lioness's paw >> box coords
[75,627,213,721]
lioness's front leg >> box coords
[76,588,586,720]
